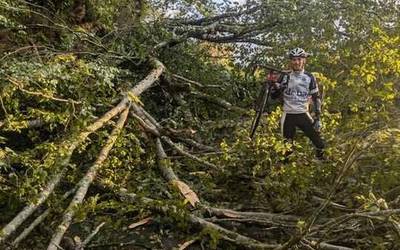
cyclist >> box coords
[270,48,325,160]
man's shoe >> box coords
[315,149,328,162]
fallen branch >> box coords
[131,104,216,153]
[10,209,51,248]
[75,222,106,250]
[191,91,247,113]
[48,108,129,250]
[189,214,280,249]
[171,74,204,88]
[309,240,354,250]
[161,136,219,170]
[129,110,160,136]
[11,188,77,248]
[311,196,355,212]
[118,190,282,249]
[174,137,216,152]
[0,166,69,243]
[0,58,164,243]
[155,138,199,207]
[277,134,375,250]
[201,206,298,227]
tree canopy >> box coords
[0,0,399,249]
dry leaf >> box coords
[128,217,152,229]
[73,236,82,244]
[171,180,200,207]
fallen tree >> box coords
[0,1,399,249]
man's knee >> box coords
[316,139,324,150]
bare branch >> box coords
[11,209,51,248]
[191,91,247,113]
[76,222,106,250]
[174,137,216,152]
[0,167,69,243]
[170,6,261,26]
[161,136,219,170]
[171,74,204,88]
[11,189,76,248]
[201,206,299,227]
[188,214,280,249]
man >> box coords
[270,47,325,160]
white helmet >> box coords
[289,47,309,58]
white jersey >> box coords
[279,70,318,114]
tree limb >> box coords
[47,108,129,250]
[190,91,247,113]
[11,188,77,248]
[161,136,219,170]
[0,59,164,243]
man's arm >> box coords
[311,92,322,120]
[270,73,288,99]
[308,73,323,131]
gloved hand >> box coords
[267,71,279,88]
[313,119,322,132]
[267,80,279,89]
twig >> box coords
[201,206,298,226]
[277,133,376,250]
[0,167,69,243]
[118,189,281,250]
[171,74,204,88]
[0,94,8,116]
[191,91,247,113]
[129,109,160,136]
[161,136,219,170]
[7,77,81,105]
[178,239,197,250]
[174,137,216,152]
[86,240,150,249]
[189,214,280,249]
[0,45,47,61]
[75,222,106,250]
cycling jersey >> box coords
[274,70,318,114]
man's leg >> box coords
[281,113,296,161]
[297,113,325,159]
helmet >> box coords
[289,47,309,58]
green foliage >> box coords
[0,0,399,249]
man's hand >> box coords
[266,71,280,88]
[313,119,322,132]
[267,80,279,89]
